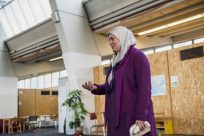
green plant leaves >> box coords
[62,89,88,129]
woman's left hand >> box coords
[135,120,146,131]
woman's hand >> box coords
[82,81,97,91]
[135,120,146,131]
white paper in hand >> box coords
[129,121,150,136]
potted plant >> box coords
[62,89,88,135]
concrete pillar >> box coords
[0,23,17,118]
[49,0,101,134]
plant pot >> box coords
[75,126,83,135]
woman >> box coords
[82,26,156,136]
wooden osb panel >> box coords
[93,65,108,123]
[18,89,36,117]
[147,52,172,119]
[50,91,58,116]
[168,44,204,134]
[93,65,108,114]
[36,90,51,115]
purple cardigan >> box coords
[92,46,156,135]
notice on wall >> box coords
[151,75,166,96]
[171,76,178,87]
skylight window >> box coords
[0,0,52,38]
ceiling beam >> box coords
[160,24,204,38]
[133,7,204,34]
[130,1,204,32]
[144,17,204,37]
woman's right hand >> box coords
[82,81,97,91]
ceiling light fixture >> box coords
[49,56,63,62]
[137,13,204,35]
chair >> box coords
[38,115,46,128]
[0,119,3,133]
[89,112,106,136]
[10,117,25,133]
[1,118,11,134]
[28,115,38,130]
[50,114,58,128]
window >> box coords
[10,0,28,31]
[194,37,204,44]
[155,45,172,53]
[60,70,67,77]
[41,91,50,95]
[38,0,52,18]
[0,10,13,37]
[31,77,37,89]
[37,75,44,89]
[4,5,20,34]
[44,73,51,88]
[52,91,58,95]
[143,49,154,55]
[18,0,36,27]
[18,80,25,89]
[24,78,30,89]
[52,72,59,87]
[28,0,45,23]
[0,0,52,38]
[18,70,67,89]
[173,41,192,49]
[180,46,203,61]
[101,60,110,65]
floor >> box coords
[0,128,201,136]
[0,128,64,136]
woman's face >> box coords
[108,34,121,54]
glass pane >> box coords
[28,0,44,23]
[24,78,30,89]
[143,49,154,55]
[0,0,13,9]
[52,72,59,87]
[60,70,68,77]
[173,41,192,49]
[155,45,172,53]
[4,5,20,34]
[194,37,204,44]
[39,0,52,18]
[10,0,28,31]
[101,60,110,65]
[18,80,25,89]
[37,75,44,89]
[45,74,51,88]
[18,0,36,27]
[31,77,37,89]
[0,10,13,37]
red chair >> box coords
[10,118,25,133]
[0,119,10,134]
[89,112,106,136]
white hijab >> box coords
[107,26,137,84]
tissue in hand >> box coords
[129,121,150,136]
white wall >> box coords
[0,77,17,118]
[62,52,100,134]
[49,0,101,134]
[58,77,69,134]
[0,24,17,118]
